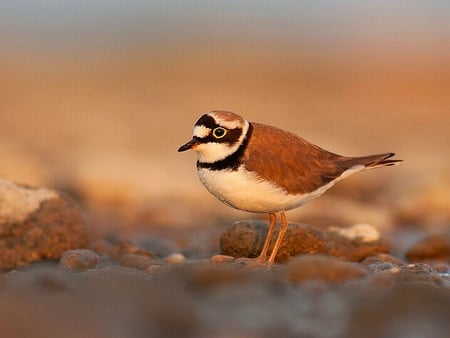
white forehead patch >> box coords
[193,125,211,138]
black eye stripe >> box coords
[194,114,243,145]
[197,127,242,145]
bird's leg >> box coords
[267,211,288,264]
[254,212,277,262]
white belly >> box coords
[197,167,318,213]
[197,165,365,213]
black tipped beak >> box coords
[178,138,198,152]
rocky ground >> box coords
[1,178,449,338]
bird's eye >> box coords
[212,127,227,139]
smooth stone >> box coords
[0,179,89,269]
[395,263,444,286]
[210,255,235,264]
[285,254,368,284]
[220,219,330,263]
[59,249,99,271]
[163,253,187,264]
[118,253,161,270]
[406,232,450,263]
[326,223,391,262]
[361,253,405,266]
[110,240,158,260]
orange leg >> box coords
[255,212,277,262]
[267,211,288,264]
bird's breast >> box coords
[196,166,316,213]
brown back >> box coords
[243,123,346,194]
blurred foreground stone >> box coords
[1,260,448,338]
[344,285,450,338]
[0,179,89,269]
[220,220,330,263]
[285,254,368,284]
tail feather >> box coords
[338,152,402,170]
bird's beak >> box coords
[178,138,198,152]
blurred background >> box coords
[0,1,449,234]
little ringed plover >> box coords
[178,110,401,264]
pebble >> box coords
[0,179,89,269]
[394,263,444,286]
[59,249,99,271]
[361,254,405,266]
[163,253,187,264]
[326,223,391,262]
[284,254,368,284]
[210,254,235,264]
[220,219,330,263]
[406,232,450,263]
[111,240,158,260]
[118,253,160,270]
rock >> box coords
[184,264,277,292]
[364,262,448,288]
[326,223,390,262]
[210,254,235,264]
[426,261,449,274]
[394,263,444,286]
[0,179,89,269]
[361,253,404,274]
[163,253,187,264]
[118,253,160,270]
[365,261,400,275]
[110,240,158,260]
[220,220,330,263]
[59,249,100,271]
[361,253,405,266]
[284,255,368,284]
[406,232,450,263]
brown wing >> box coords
[243,123,346,194]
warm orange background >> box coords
[1,2,448,230]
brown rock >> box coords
[110,240,158,260]
[326,223,390,262]
[394,263,445,286]
[425,261,449,274]
[59,249,100,271]
[118,253,160,270]
[220,220,330,263]
[406,232,450,263]
[361,253,405,266]
[0,179,89,269]
[285,254,368,284]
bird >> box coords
[178,110,401,264]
